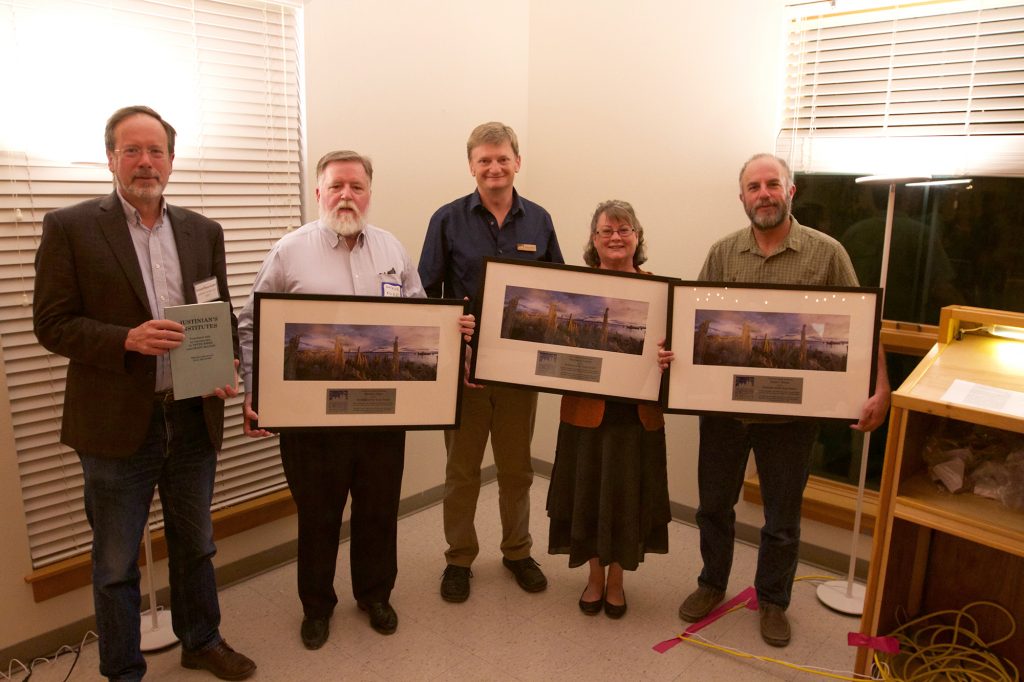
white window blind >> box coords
[0,0,303,568]
[779,0,1024,177]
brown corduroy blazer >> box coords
[33,192,237,457]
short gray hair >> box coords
[738,153,793,190]
[316,150,373,184]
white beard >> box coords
[322,202,365,237]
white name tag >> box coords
[193,277,220,303]
[382,282,402,297]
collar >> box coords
[317,219,366,249]
[740,216,805,256]
[115,187,167,229]
[470,188,524,217]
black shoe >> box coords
[440,564,472,602]
[578,588,603,615]
[180,639,256,680]
[604,590,627,619]
[300,616,329,650]
[358,601,398,635]
[502,557,548,593]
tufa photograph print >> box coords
[283,323,440,381]
[500,285,649,355]
[693,310,850,372]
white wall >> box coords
[4,0,872,657]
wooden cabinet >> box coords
[857,306,1024,676]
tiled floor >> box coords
[24,477,864,681]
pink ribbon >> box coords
[653,586,759,653]
[847,631,900,655]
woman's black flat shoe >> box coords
[604,590,627,619]
[578,589,603,615]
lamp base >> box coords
[816,580,866,616]
[139,608,178,651]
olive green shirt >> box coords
[698,217,858,287]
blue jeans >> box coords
[79,397,221,681]
[694,416,818,609]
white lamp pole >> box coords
[139,491,178,650]
[816,174,928,615]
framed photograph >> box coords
[471,258,674,403]
[665,282,882,419]
[253,293,466,430]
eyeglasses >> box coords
[114,146,168,160]
[595,226,635,239]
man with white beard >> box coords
[238,150,474,649]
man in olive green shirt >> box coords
[678,153,890,647]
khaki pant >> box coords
[443,385,537,566]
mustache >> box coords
[335,200,361,215]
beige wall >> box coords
[2,0,870,657]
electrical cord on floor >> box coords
[671,575,881,681]
[682,631,876,681]
[873,601,1018,682]
[2,630,97,682]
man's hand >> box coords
[852,388,891,433]
[243,392,274,438]
[210,359,240,399]
[852,346,891,432]
[459,313,476,342]
[657,338,674,372]
[125,319,185,355]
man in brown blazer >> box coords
[33,106,255,682]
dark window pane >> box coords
[793,174,1024,325]
[795,174,1024,489]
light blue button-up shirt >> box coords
[117,189,185,391]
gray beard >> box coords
[749,202,789,231]
[117,176,165,202]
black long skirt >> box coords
[546,401,671,571]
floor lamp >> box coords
[816,173,929,615]
[139,494,178,650]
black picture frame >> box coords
[664,281,882,420]
[470,258,675,403]
[253,293,467,430]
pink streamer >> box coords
[653,586,759,653]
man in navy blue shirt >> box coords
[419,122,563,603]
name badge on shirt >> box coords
[193,276,220,303]
[516,243,537,253]
[380,272,403,298]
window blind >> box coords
[779,0,1024,177]
[0,0,302,568]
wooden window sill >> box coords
[24,489,296,602]
[743,474,879,534]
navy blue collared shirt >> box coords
[418,189,563,307]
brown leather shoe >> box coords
[759,603,791,647]
[180,639,256,680]
[678,585,725,622]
